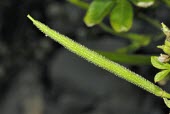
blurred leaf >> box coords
[130,0,155,8]
[163,98,170,108]
[98,51,151,65]
[154,70,170,83]
[151,56,170,69]
[124,33,151,46]
[162,0,170,7]
[84,0,115,27]
[110,0,133,32]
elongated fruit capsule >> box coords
[27,14,170,98]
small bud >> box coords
[163,44,170,55]
[161,23,170,41]
[158,79,168,86]
[157,43,170,55]
[157,45,164,50]
[158,54,170,63]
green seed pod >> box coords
[27,15,170,99]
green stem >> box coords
[99,23,136,45]
[99,23,150,43]
[114,43,141,54]
[67,0,89,9]
[99,23,151,50]
[138,13,161,29]
[98,51,151,65]
[152,32,164,41]
[27,14,170,98]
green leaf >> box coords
[154,70,170,83]
[151,56,170,69]
[110,0,133,32]
[162,0,170,7]
[163,98,170,108]
[130,0,155,8]
[84,0,115,27]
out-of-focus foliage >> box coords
[83,0,156,32]
[162,0,170,7]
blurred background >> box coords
[0,0,170,114]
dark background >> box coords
[0,0,170,114]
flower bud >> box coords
[161,23,170,40]
[158,54,170,63]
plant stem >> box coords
[138,13,161,29]
[99,23,151,53]
[67,0,89,9]
[99,23,150,42]
[152,32,165,41]
[98,51,151,65]
[27,14,170,98]
[114,43,141,54]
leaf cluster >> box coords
[149,23,170,108]
[151,24,170,83]
[84,0,156,32]
[69,0,170,33]
[151,56,170,83]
